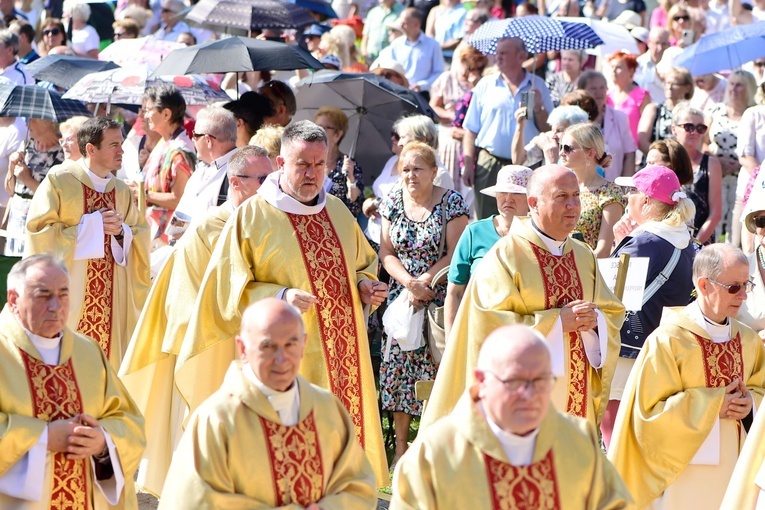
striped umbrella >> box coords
[0,84,91,122]
[468,15,604,55]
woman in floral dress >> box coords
[379,141,468,462]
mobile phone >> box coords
[681,29,695,46]
[520,91,535,118]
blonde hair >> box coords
[400,141,437,169]
[319,32,350,69]
[250,124,284,159]
[59,116,89,137]
[314,106,349,142]
[724,70,757,108]
[564,122,612,168]
[646,196,696,228]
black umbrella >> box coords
[295,71,437,183]
[0,84,92,122]
[187,0,316,32]
[151,36,323,76]
[24,55,121,90]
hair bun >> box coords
[598,153,613,169]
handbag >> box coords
[425,195,450,364]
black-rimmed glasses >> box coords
[231,174,269,184]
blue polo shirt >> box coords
[380,32,444,91]
[464,71,553,160]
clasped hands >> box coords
[720,378,753,420]
[406,275,435,309]
[99,207,123,237]
[47,414,107,460]
[560,300,598,333]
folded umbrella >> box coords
[468,15,604,55]
[24,55,120,90]
[0,84,92,122]
[673,21,765,75]
[151,36,323,76]
[295,71,436,183]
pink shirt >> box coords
[607,86,648,146]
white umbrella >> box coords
[557,17,639,56]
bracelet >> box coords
[346,178,357,189]
[115,226,124,241]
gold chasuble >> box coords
[179,185,388,486]
[392,389,633,509]
[159,363,376,509]
[119,204,233,497]
[721,394,765,509]
[608,305,765,509]
[422,217,625,430]
[0,309,145,509]
[24,161,151,370]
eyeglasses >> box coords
[676,123,708,134]
[113,32,127,39]
[754,61,765,68]
[484,371,557,393]
[231,174,269,184]
[192,132,216,140]
[709,278,756,294]
[559,144,584,155]
[59,137,76,147]
[391,131,400,141]
[42,28,61,36]
[754,216,765,228]
[673,15,690,22]
[161,8,176,13]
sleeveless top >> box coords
[684,153,712,242]
[652,102,674,144]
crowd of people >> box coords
[1,0,765,508]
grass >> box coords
[378,411,421,495]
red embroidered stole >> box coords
[260,411,325,507]
[695,333,743,388]
[76,185,116,360]
[484,450,561,510]
[530,243,588,418]
[287,210,365,447]
[20,349,90,510]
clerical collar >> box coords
[478,401,539,466]
[242,363,299,415]
[689,300,731,342]
[531,220,567,256]
[257,171,327,215]
[78,159,113,193]
[17,317,63,365]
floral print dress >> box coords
[379,187,468,416]
[574,181,626,250]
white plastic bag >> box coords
[382,290,424,361]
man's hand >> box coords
[47,418,78,453]
[284,288,316,313]
[100,208,123,236]
[560,300,598,333]
[462,157,475,187]
[719,379,744,419]
[721,378,753,420]
[67,414,107,460]
[359,280,388,306]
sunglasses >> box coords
[709,278,755,294]
[161,8,175,13]
[191,132,217,140]
[231,174,269,184]
[381,71,399,80]
[42,28,61,36]
[559,144,583,155]
[391,131,400,141]
[673,15,690,21]
[676,123,708,134]
[755,61,765,68]
[754,216,765,228]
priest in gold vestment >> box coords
[392,325,633,510]
[24,117,150,371]
[119,146,275,496]
[160,298,376,509]
[422,165,625,431]
[721,388,765,509]
[180,121,389,485]
[0,255,145,509]
[609,244,765,509]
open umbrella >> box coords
[468,15,604,55]
[557,17,638,56]
[289,0,337,19]
[151,36,323,76]
[674,21,765,75]
[99,36,185,69]
[64,66,231,106]
[24,55,121,90]
[294,71,436,182]
[0,84,91,122]
[187,0,316,32]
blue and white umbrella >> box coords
[674,21,765,75]
[468,15,604,55]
